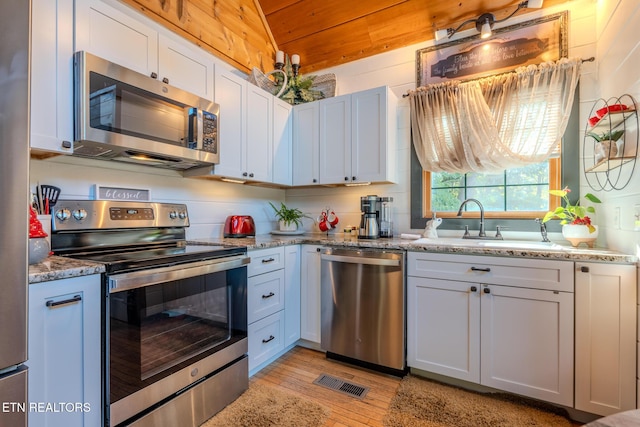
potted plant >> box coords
[588,129,624,163]
[542,187,601,247]
[269,202,310,232]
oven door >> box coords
[107,254,249,426]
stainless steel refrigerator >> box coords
[0,0,30,425]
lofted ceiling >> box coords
[256,0,573,73]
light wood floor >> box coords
[251,346,401,427]
[252,346,585,427]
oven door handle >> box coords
[108,254,250,292]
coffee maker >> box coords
[359,195,394,239]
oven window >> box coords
[109,267,247,403]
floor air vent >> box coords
[313,374,369,399]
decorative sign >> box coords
[94,185,150,201]
[417,12,567,86]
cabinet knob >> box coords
[483,287,491,294]
[249,173,254,178]
[242,172,248,177]
[61,140,72,149]
[344,177,349,181]
[470,286,477,292]
[580,266,590,273]
[352,176,357,181]
[150,72,158,79]
[312,178,317,183]
[162,77,169,84]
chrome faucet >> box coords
[535,218,551,242]
[457,198,486,238]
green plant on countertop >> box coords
[269,202,310,228]
[542,187,601,233]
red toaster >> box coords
[223,215,256,237]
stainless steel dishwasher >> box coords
[320,247,406,373]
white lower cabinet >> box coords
[575,262,637,416]
[407,252,574,407]
[248,245,300,374]
[300,245,322,343]
[28,275,101,427]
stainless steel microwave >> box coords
[73,51,219,170]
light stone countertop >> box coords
[28,233,637,284]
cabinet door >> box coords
[352,86,397,183]
[319,95,351,184]
[75,0,158,77]
[292,103,320,185]
[213,67,246,178]
[246,85,273,182]
[158,34,214,100]
[273,98,293,186]
[300,245,322,343]
[28,275,101,427]
[284,245,301,346]
[407,276,480,382]
[30,0,74,154]
[575,262,636,416]
[480,284,574,407]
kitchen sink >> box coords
[409,238,568,251]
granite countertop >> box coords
[29,255,105,284]
[191,233,638,264]
[29,233,637,284]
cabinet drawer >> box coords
[248,247,285,276]
[248,269,285,324]
[248,311,284,371]
[407,252,573,292]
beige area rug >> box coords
[201,382,330,427]
[384,375,573,427]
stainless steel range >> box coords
[51,200,250,427]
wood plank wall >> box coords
[119,0,275,74]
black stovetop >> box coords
[63,244,246,274]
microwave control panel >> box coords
[202,111,217,154]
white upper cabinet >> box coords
[75,0,213,100]
[30,0,74,154]
[294,86,397,186]
[212,67,273,182]
[292,102,320,186]
[273,98,293,186]
[319,95,352,184]
[158,34,214,100]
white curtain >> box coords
[409,57,581,173]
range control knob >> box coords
[178,211,187,219]
[72,209,88,221]
[55,208,71,222]
[169,211,178,219]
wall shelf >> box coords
[583,94,638,191]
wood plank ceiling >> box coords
[120,0,572,74]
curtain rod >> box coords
[402,56,595,98]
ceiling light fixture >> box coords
[434,0,544,42]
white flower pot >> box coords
[279,220,298,232]
[562,224,598,248]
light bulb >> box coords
[480,19,492,39]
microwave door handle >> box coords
[196,108,204,149]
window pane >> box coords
[432,172,464,188]
[466,187,505,211]
[432,188,464,211]
[467,172,504,187]
[506,162,550,185]
[507,185,549,211]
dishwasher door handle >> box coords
[321,253,401,267]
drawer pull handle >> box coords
[470,286,477,292]
[262,258,275,264]
[262,292,275,299]
[471,267,491,272]
[46,294,82,308]
[580,266,590,273]
[483,287,491,294]
[262,335,275,344]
